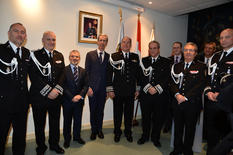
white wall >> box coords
[0,0,188,138]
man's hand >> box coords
[175,94,186,104]
[48,88,59,100]
[72,95,82,103]
[108,92,115,99]
[207,92,219,102]
[135,91,140,99]
[148,87,157,95]
[87,87,93,97]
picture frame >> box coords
[78,11,103,44]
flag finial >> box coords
[118,8,122,22]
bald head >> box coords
[42,31,56,52]
[220,28,233,50]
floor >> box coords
[5,122,207,155]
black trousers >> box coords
[32,99,61,152]
[205,101,231,154]
[173,101,199,155]
[88,89,106,133]
[0,109,28,155]
[62,100,84,142]
[113,96,134,136]
[140,94,166,141]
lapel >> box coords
[68,65,75,82]
[6,41,17,58]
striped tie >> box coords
[73,66,79,85]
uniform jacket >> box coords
[140,56,171,97]
[0,41,30,112]
[171,61,206,105]
[205,50,233,93]
[29,48,65,104]
[106,51,140,97]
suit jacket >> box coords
[62,65,88,103]
[0,41,30,113]
[205,50,233,93]
[140,56,171,97]
[29,48,65,104]
[106,51,140,97]
[85,50,109,93]
[171,61,206,106]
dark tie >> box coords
[16,47,21,60]
[99,52,103,63]
[222,51,227,58]
[49,52,53,63]
[185,63,189,70]
[73,66,79,85]
[152,58,156,64]
[206,58,209,65]
[125,53,129,59]
[175,56,178,64]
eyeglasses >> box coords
[183,49,195,52]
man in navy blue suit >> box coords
[62,50,88,148]
[85,34,110,140]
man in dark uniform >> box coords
[29,31,65,155]
[62,50,88,148]
[205,28,233,154]
[137,41,170,148]
[0,23,30,155]
[164,41,184,133]
[107,36,140,143]
[170,42,206,155]
[85,34,110,140]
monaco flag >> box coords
[135,13,141,54]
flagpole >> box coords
[133,11,142,127]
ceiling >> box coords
[99,0,233,16]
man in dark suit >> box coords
[195,42,216,65]
[107,36,141,143]
[0,23,30,155]
[85,34,110,140]
[170,42,206,155]
[29,31,65,155]
[62,50,88,148]
[205,28,233,154]
[168,42,184,64]
[137,41,170,148]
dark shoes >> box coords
[63,141,70,149]
[153,140,162,148]
[90,133,97,140]
[74,137,86,144]
[50,146,65,154]
[126,135,133,142]
[169,150,182,155]
[98,131,104,139]
[36,145,47,155]
[114,134,121,143]
[137,137,149,145]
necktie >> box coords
[152,58,156,64]
[185,63,189,70]
[222,51,227,58]
[125,53,129,59]
[175,56,178,64]
[99,52,103,63]
[206,58,209,65]
[16,47,21,59]
[73,66,79,85]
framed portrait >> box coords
[78,11,103,44]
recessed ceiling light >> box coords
[148,1,152,5]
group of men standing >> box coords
[0,22,233,155]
